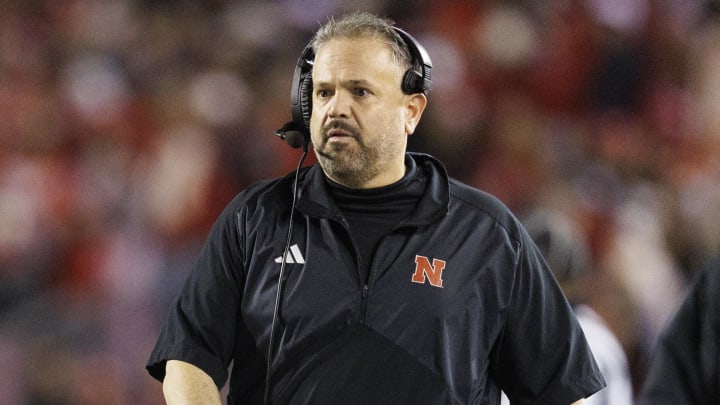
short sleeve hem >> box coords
[146,341,229,389]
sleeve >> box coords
[491,230,606,405]
[146,200,246,389]
[638,262,720,405]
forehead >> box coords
[312,37,404,83]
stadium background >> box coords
[1,0,718,403]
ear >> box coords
[404,93,427,135]
[405,93,427,135]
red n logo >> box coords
[411,255,446,288]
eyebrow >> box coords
[313,78,374,88]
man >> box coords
[638,250,720,404]
[147,12,605,404]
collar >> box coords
[296,152,450,226]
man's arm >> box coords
[571,400,586,405]
[163,360,222,405]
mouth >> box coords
[327,128,352,140]
[323,122,359,143]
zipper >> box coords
[337,216,371,324]
[359,284,370,322]
[337,217,382,325]
[358,235,393,324]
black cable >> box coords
[264,146,308,405]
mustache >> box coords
[321,121,360,140]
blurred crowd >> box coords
[1,0,719,403]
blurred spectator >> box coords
[638,249,720,404]
[523,209,634,405]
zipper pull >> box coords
[361,284,369,299]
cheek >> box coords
[309,113,323,141]
[382,110,406,133]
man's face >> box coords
[309,37,426,189]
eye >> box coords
[354,88,370,97]
[316,89,332,98]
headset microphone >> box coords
[275,121,307,149]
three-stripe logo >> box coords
[274,244,306,264]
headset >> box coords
[274,27,433,149]
[265,26,432,404]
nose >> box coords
[327,90,351,118]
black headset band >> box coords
[394,27,433,95]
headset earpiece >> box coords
[298,75,313,130]
[401,69,423,94]
[394,27,433,95]
[275,44,314,149]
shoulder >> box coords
[411,152,528,246]
[412,153,521,227]
[205,170,307,238]
[448,178,512,216]
[447,177,526,243]
[224,170,302,215]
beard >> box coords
[313,120,402,189]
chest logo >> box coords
[411,255,446,288]
[274,244,306,264]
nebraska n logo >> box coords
[411,255,446,288]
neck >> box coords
[328,156,408,189]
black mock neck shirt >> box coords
[325,158,427,285]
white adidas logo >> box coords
[274,244,306,264]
